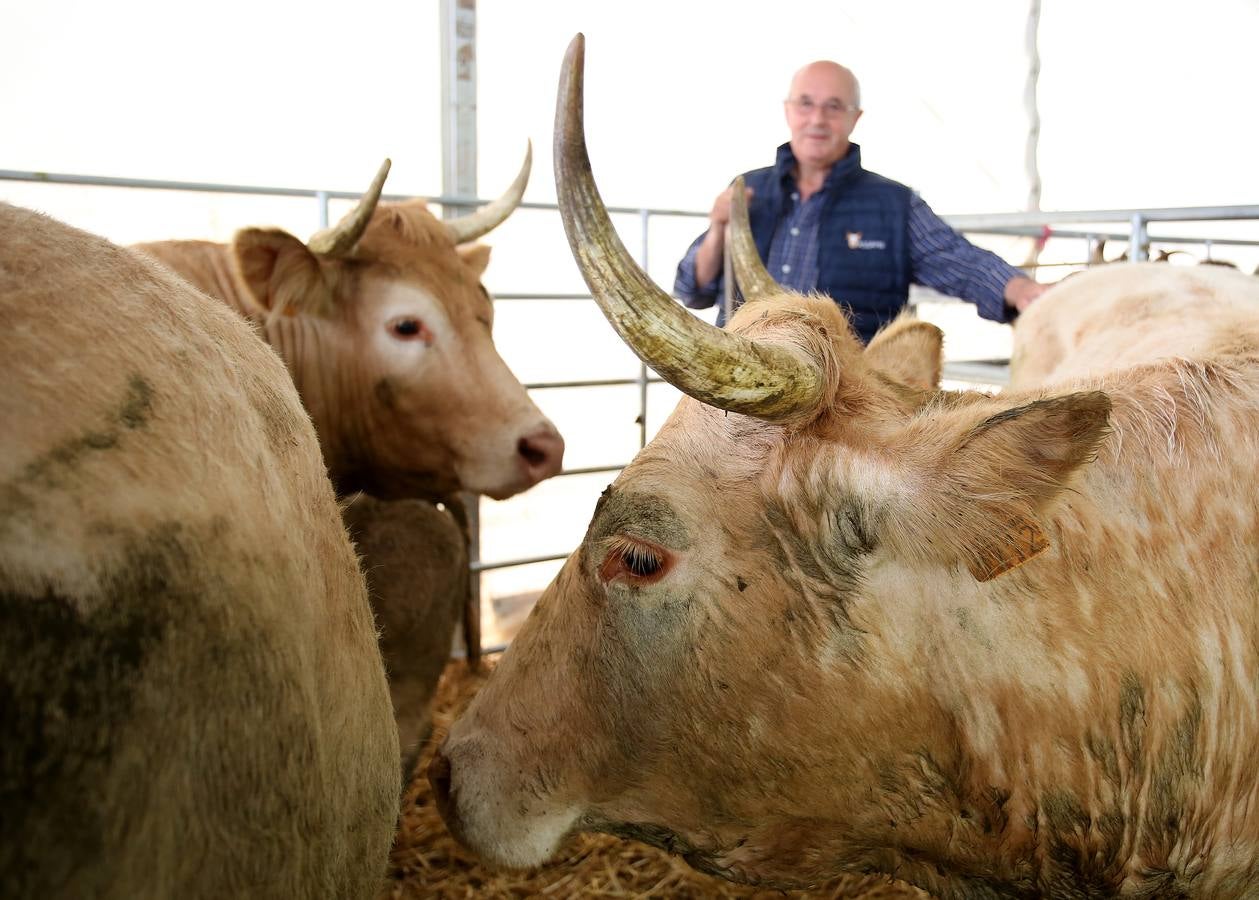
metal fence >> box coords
[4,168,1258,655]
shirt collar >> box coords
[774,142,864,192]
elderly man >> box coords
[674,60,1046,341]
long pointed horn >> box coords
[307,158,391,257]
[554,34,823,423]
[727,174,779,302]
[444,142,532,246]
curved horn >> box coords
[307,158,391,257]
[727,174,780,302]
[444,142,532,245]
[554,34,823,423]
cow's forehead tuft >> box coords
[353,204,486,294]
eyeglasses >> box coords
[786,96,858,117]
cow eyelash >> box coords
[622,544,661,577]
[599,536,670,585]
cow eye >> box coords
[387,316,434,345]
[599,536,671,585]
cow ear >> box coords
[458,243,492,277]
[894,391,1110,581]
[232,228,335,319]
[865,317,943,390]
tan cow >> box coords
[1,201,400,899]
[135,149,563,502]
[428,36,1259,898]
[137,155,563,762]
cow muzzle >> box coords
[427,739,581,869]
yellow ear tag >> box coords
[967,517,1049,582]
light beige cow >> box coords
[1,201,400,899]
[427,36,1259,898]
[1010,261,1259,389]
[135,150,563,502]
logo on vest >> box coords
[846,231,887,251]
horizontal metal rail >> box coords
[492,293,594,301]
[555,464,625,477]
[941,360,1012,385]
[4,167,1252,236]
[471,551,572,574]
[0,168,709,219]
[945,205,1259,230]
[957,225,1259,248]
[0,168,390,201]
[520,367,999,392]
[526,376,664,390]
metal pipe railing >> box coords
[944,204,1259,230]
[526,376,664,390]
[4,166,1255,654]
[954,226,1259,249]
[472,551,571,574]
[0,169,710,220]
[8,167,1253,235]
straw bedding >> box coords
[384,660,930,899]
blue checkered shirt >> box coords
[676,164,1022,326]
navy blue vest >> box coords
[744,144,912,343]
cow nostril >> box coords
[518,436,548,466]
[427,749,455,821]
[517,427,565,482]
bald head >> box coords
[788,61,861,111]
[783,60,864,172]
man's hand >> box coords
[708,185,754,229]
[694,185,755,286]
[1004,276,1048,313]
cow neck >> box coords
[201,245,253,314]
[262,315,358,472]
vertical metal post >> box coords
[1129,212,1148,262]
[441,0,477,212]
[1023,0,1042,216]
[441,0,483,667]
[1085,233,1102,266]
[638,209,651,448]
[1021,0,1044,274]
[315,190,330,229]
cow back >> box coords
[0,202,400,899]
[1011,263,1259,388]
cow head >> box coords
[428,36,1114,892]
[229,149,563,501]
